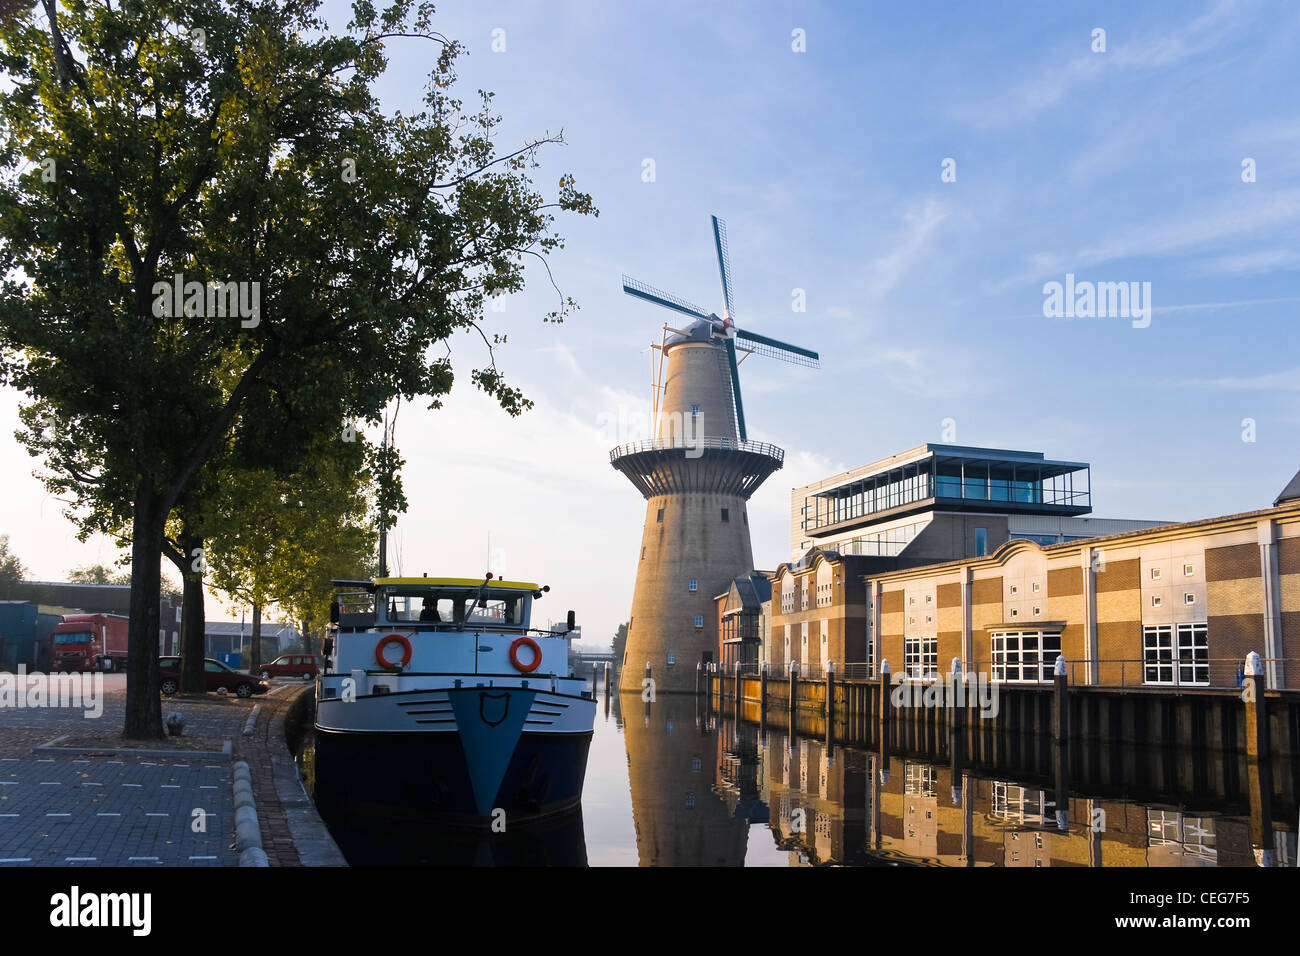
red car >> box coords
[259,654,318,681]
[158,657,269,699]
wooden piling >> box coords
[1243,652,1274,860]
[1053,657,1069,744]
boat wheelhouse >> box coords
[313,575,594,824]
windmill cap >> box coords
[664,318,721,347]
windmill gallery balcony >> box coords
[609,437,784,498]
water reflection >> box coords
[302,691,1298,866]
[620,693,750,865]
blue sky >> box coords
[4,0,1298,645]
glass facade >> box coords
[833,520,929,558]
[802,451,1090,534]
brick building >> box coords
[768,549,886,677]
[761,448,1300,689]
[863,488,1300,689]
[713,573,771,672]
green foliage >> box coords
[611,620,628,662]
[66,563,128,586]
[67,562,182,601]
[0,534,26,593]
[0,0,594,736]
[204,428,377,635]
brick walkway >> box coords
[0,675,314,867]
[231,682,312,866]
[0,754,232,866]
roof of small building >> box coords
[204,621,300,637]
[1276,468,1300,506]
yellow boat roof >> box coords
[374,577,541,591]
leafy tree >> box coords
[611,621,628,665]
[0,535,26,596]
[0,0,595,737]
[67,563,127,585]
[205,429,376,671]
[70,561,182,601]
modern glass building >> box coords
[790,444,1164,564]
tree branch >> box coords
[427,133,564,190]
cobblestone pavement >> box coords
[0,675,281,867]
[0,755,232,866]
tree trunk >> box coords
[301,618,312,657]
[125,485,165,739]
[179,530,206,693]
[249,602,262,672]
[164,528,208,694]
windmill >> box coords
[621,215,819,441]
[610,214,821,694]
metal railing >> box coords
[815,657,1294,690]
[609,437,784,461]
[730,657,1298,689]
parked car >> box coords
[158,657,269,699]
[259,654,318,681]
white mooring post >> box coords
[878,659,892,726]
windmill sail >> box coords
[622,275,713,322]
[724,336,747,442]
[734,328,819,367]
[712,216,737,321]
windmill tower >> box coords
[611,215,819,694]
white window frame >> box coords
[1143,623,1208,685]
[903,634,938,680]
[989,630,1061,683]
[693,615,704,629]
[688,579,698,592]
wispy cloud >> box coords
[863,198,948,299]
[957,0,1246,129]
[1190,248,1300,278]
[1161,366,1300,390]
[990,187,1300,293]
[1005,295,1300,321]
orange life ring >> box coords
[508,637,542,673]
[375,633,413,669]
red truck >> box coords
[50,613,129,672]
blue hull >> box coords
[313,727,592,825]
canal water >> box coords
[298,691,1298,867]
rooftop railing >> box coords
[609,437,784,462]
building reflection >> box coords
[629,707,1298,867]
